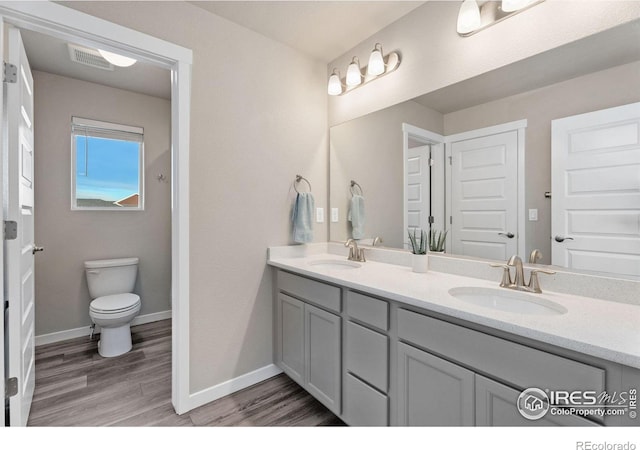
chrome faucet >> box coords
[372,236,383,247]
[529,249,543,264]
[345,239,366,262]
[490,254,555,293]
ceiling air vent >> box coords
[67,44,114,71]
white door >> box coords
[551,102,640,276]
[404,144,431,248]
[449,131,518,260]
[4,28,37,426]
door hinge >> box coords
[5,377,18,398]
[428,215,435,224]
[4,221,17,240]
[448,156,452,165]
[450,216,453,225]
[428,158,435,167]
[3,62,17,84]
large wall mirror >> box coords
[329,21,640,279]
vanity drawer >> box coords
[278,271,341,313]
[346,321,388,393]
[346,291,389,331]
[344,373,388,426]
[397,309,605,393]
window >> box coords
[71,117,144,210]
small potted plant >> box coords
[428,229,448,253]
[408,228,429,273]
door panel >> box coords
[405,144,430,248]
[450,131,518,260]
[397,342,475,426]
[305,303,341,415]
[551,102,640,275]
[5,28,35,426]
[279,294,304,385]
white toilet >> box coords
[85,257,141,357]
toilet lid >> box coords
[90,293,140,313]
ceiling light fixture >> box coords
[327,43,401,96]
[98,49,137,67]
[457,0,545,37]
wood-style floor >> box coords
[28,319,344,426]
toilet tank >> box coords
[84,257,139,299]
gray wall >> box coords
[330,100,443,248]
[63,1,328,394]
[443,61,640,263]
[33,70,172,336]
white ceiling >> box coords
[190,1,426,62]
[21,29,171,99]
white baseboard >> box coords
[186,364,283,412]
[35,309,172,346]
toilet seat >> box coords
[90,293,140,314]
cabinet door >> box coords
[397,342,475,426]
[305,303,342,415]
[475,374,598,427]
[279,294,305,385]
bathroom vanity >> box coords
[268,245,640,427]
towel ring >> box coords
[294,175,312,193]
[350,180,363,197]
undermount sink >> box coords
[448,287,567,316]
[308,259,362,270]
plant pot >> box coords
[411,253,428,273]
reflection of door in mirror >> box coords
[447,122,525,261]
[551,102,640,277]
[402,124,446,250]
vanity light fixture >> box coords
[367,43,385,76]
[327,43,401,96]
[457,0,545,37]
[327,69,343,95]
[98,49,137,67]
[457,0,482,35]
[346,56,363,87]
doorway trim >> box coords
[0,2,192,415]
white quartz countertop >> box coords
[268,252,640,369]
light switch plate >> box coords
[528,209,538,221]
[331,208,339,223]
[316,207,324,223]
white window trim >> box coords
[71,117,145,211]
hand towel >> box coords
[348,194,365,239]
[292,192,314,243]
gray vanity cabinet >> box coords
[397,342,475,426]
[475,375,596,427]
[276,272,342,416]
[305,303,341,414]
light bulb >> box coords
[502,0,535,12]
[98,49,137,67]
[457,0,482,34]
[327,71,342,96]
[367,44,385,76]
[346,57,362,87]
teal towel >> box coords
[348,195,365,239]
[292,192,314,243]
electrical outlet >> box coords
[331,208,339,223]
[528,209,538,221]
[316,207,324,223]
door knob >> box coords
[32,245,44,255]
[498,232,515,239]
[554,235,574,243]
